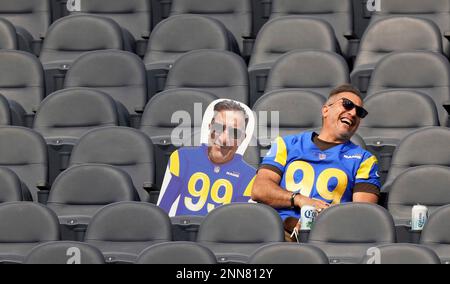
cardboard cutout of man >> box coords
[157,99,256,217]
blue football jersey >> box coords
[158,144,256,216]
[261,132,380,220]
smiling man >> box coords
[157,100,256,216]
[252,84,380,239]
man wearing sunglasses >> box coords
[157,100,256,216]
[252,84,380,240]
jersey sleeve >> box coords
[355,152,381,189]
[260,136,289,174]
[157,149,184,214]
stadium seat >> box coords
[248,16,338,104]
[264,50,349,101]
[248,243,329,264]
[197,203,284,263]
[270,0,355,58]
[0,127,48,202]
[85,202,172,264]
[47,164,138,241]
[253,90,325,155]
[0,167,31,202]
[40,14,129,96]
[72,0,152,57]
[383,127,450,193]
[308,203,396,264]
[24,241,105,264]
[64,50,147,128]
[136,242,217,264]
[370,0,450,57]
[358,90,440,184]
[0,18,18,50]
[0,94,11,126]
[0,0,50,55]
[0,50,45,127]
[144,14,238,98]
[361,244,441,264]
[367,51,450,127]
[0,202,59,263]
[170,0,252,56]
[151,0,172,28]
[33,88,121,184]
[140,89,217,187]
[351,17,443,95]
[388,166,450,243]
[69,127,156,203]
[421,204,450,264]
[165,50,249,104]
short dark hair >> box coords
[212,100,248,127]
[328,84,362,101]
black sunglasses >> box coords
[211,122,245,140]
[328,98,368,119]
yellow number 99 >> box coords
[185,172,210,212]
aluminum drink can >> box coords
[300,205,317,231]
[411,205,428,231]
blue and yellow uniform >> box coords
[261,131,380,220]
[157,144,256,216]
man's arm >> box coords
[353,192,379,203]
[252,168,330,210]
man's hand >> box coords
[295,195,330,213]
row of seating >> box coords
[20,241,444,264]
[1,201,450,264]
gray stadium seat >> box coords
[47,164,138,241]
[140,89,217,188]
[361,244,441,264]
[24,241,105,264]
[136,242,217,264]
[0,0,50,55]
[367,51,450,127]
[308,203,396,264]
[144,14,238,98]
[40,14,128,96]
[388,166,450,243]
[170,0,252,56]
[359,90,440,184]
[0,127,48,202]
[72,0,152,56]
[165,50,249,104]
[351,17,443,95]
[0,50,45,127]
[33,88,121,184]
[85,202,172,264]
[0,18,18,50]
[370,0,450,56]
[0,94,11,126]
[264,50,349,100]
[64,50,147,127]
[248,243,329,264]
[270,0,355,58]
[248,16,338,105]
[69,127,156,203]
[253,90,325,155]
[0,202,59,263]
[383,127,450,193]
[151,0,172,27]
[421,204,450,264]
[197,203,284,263]
[0,167,31,202]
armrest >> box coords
[32,106,38,114]
[143,182,159,193]
[134,106,145,114]
[141,31,150,40]
[36,181,50,191]
[444,31,450,41]
[444,101,450,114]
[343,31,358,41]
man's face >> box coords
[208,110,246,164]
[322,92,364,141]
